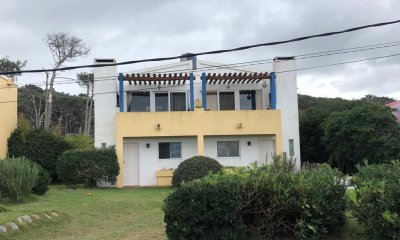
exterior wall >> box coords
[273,58,301,168]
[0,76,17,159]
[124,137,197,186]
[94,59,118,148]
[204,135,276,166]
[115,108,282,187]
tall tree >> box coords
[18,85,46,129]
[360,94,395,106]
[43,32,90,130]
[0,56,27,80]
[77,72,94,135]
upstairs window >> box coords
[159,142,182,159]
[155,92,168,112]
[128,91,150,112]
[217,141,240,157]
[219,92,235,110]
[170,92,187,111]
[240,90,262,110]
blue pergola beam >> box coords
[189,72,194,111]
[270,72,276,109]
[201,72,207,110]
[119,73,124,112]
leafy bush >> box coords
[0,157,39,202]
[8,129,71,181]
[349,161,400,239]
[57,148,119,187]
[164,174,244,240]
[164,163,347,239]
[171,155,223,187]
[64,134,95,150]
[32,166,51,195]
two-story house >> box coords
[94,55,300,187]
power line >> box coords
[2,19,400,75]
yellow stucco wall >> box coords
[115,109,282,187]
[0,76,17,159]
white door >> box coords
[123,143,139,186]
[258,140,275,166]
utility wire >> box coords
[1,40,400,91]
[2,19,400,75]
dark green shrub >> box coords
[8,129,71,181]
[57,148,119,187]
[0,157,39,202]
[171,155,223,187]
[32,166,51,195]
[0,204,7,212]
[349,161,400,239]
[164,174,245,240]
[64,134,95,150]
[164,163,347,239]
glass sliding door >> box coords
[155,92,168,112]
[219,92,235,110]
[240,90,262,110]
[128,91,150,112]
[170,92,187,111]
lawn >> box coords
[0,186,172,240]
[0,186,364,240]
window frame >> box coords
[217,140,240,158]
[218,91,236,111]
[158,142,182,159]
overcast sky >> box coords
[1,0,400,100]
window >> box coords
[240,90,262,110]
[170,92,187,111]
[159,142,182,159]
[219,92,235,110]
[217,141,240,157]
[155,92,168,112]
[206,92,218,110]
[128,91,150,112]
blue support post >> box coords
[189,72,194,111]
[201,72,207,110]
[270,72,276,109]
[118,73,124,112]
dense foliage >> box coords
[57,148,119,187]
[164,163,346,239]
[349,161,400,239]
[64,134,95,150]
[32,165,51,195]
[8,129,71,180]
[171,155,223,187]
[299,95,400,173]
[0,157,39,202]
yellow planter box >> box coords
[156,170,174,186]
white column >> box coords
[272,57,301,168]
[94,59,118,148]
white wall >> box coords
[94,59,118,148]
[273,58,301,168]
[204,135,275,166]
[124,137,198,186]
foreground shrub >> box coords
[171,155,223,187]
[0,157,39,202]
[57,148,119,187]
[32,166,51,195]
[164,163,346,239]
[8,129,71,181]
[349,161,400,239]
[164,174,244,240]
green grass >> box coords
[0,186,364,239]
[0,186,172,240]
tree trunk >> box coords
[44,71,56,130]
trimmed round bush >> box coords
[171,155,223,187]
[164,174,245,240]
[32,166,51,195]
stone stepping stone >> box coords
[21,215,32,223]
[31,214,41,220]
[51,212,59,217]
[6,222,19,230]
[44,213,53,219]
[0,226,7,233]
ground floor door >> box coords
[258,139,275,166]
[123,143,139,186]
